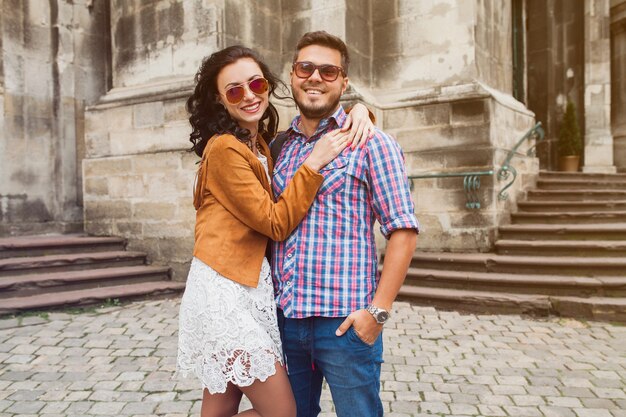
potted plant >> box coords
[557,100,583,172]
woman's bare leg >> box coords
[201,383,243,417]
[235,362,296,417]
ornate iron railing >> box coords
[497,122,545,200]
[408,171,494,209]
[408,122,545,209]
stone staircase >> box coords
[0,234,185,315]
[398,170,626,322]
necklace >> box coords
[247,138,261,154]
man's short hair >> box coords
[293,31,350,75]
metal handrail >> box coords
[408,171,494,209]
[408,122,545,209]
[497,122,545,200]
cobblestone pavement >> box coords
[0,298,624,417]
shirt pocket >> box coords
[318,156,348,196]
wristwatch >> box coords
[366,305,390,325]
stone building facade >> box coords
[1,0,624,279]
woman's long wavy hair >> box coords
[187,46,289,157]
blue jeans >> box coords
[277,309,384,417]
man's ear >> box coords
[340,76,349,95]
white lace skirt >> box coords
[176,257,283,394]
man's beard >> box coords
[293,87,342,119]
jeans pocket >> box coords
[347,327,375,347]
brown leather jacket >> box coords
[192,133,323,287]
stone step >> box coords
[539,170,626,182]
[550,296,626,323]
[495,239,626,257]
[511,210,626,224]
[397,285,551,315]
[409,252,626,276]
[498,224,626,241]
[0,281,186,315]
[0,251,147,277]
[0,234,126,259]
[0,266,172,298]
[526,189,626,201]
[517,200,626,213]
[397,285,626,322]
[403,267,626,296]
[537,179,626,190]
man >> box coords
[272,31,419,417]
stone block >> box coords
[282,0,312,13]
[133,102,164,129]
[413,186,472,212]
[384,103,451,129]
[443,147,494,169]
[132,202,177,220]
[373,24,402,57]
[132,152,181,173]
[106,106,134,131]
[84,200,132,220]
[395,126,453,152]
[84,131,111,158]
[156,237,194,262]
[146,172,191,198]
[310,9,346,36]
[83,157,132,177]
[85,220,114,236]
[143,222,193,238]
[192,1,221,35]
[283,16,312,55]
[372,0,397,23]
[109,122,189,156]
[404,151,446,173]
[24,116,53,140]
[3,93,24,116]
[451,100,487,125]
[346,14,371,57]
[113,221,143,237]
[451,124,491,147]
[170,261,191,281]
[108,175,146,198]
[83,177,109,197]
[163,99,188,123]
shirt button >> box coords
[305,143,311,147]
[287,253,293,258]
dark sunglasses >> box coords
[292,61,345,82]
[223,77,269,104]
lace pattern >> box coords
[257,153,271,184]
[176,257,283,394]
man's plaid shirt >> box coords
[271,106,419,319]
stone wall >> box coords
[373,0,478,90]
[383,84,536,252]
[475,0,514,93]
[612,0,626,171]
[0,0,109,236]
[81,0,541,275]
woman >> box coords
[176,45,373,417]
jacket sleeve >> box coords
[204,137,323,241]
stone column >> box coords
[611,0,626,172]
[583,0,616,173]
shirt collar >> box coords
[289,105,347,139]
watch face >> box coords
[376,311,389,323]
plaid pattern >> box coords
[271,106,419,319]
